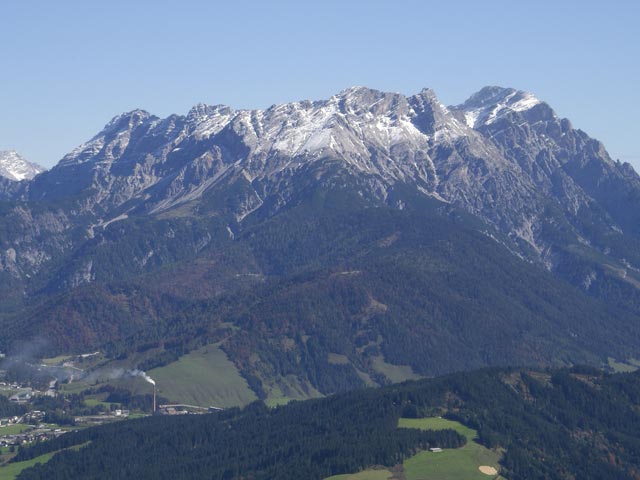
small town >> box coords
[1,368,216,462]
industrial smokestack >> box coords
[133,370,156,414]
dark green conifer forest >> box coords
[13,368,640,480]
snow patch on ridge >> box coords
[188,104,236,139]
[511,94,541,112]
[0,151,45,181]
[459,89,542,129]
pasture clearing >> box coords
[399,417,503,480]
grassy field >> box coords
[0,425,31,435]
[607,357,639,373]
[398,417,477,439]
[0,452,55,480]
[262,374,323,407]
[325,469,394,480]
[370,356,421,384]
[149,344,257,408]
[398,417,503,480]
[0,389,29,399]
[82,397,104,407]
[58,343,257,409]
[325,417,503,480]
[262,385,294,407]
[82,397,120,409]
[0,443,89,480]
[40,355,73,366]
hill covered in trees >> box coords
[4,191,640,404]
[12,367,640,480]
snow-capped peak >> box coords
[0,150,45,181]
[52,86,477,189]
[58,109,159,167]
[104,109,153,131]
[457,86,544,129]
[187,104,236,139]
[242,86,430,163]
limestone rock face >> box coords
[3,85,640,310]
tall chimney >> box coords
[153,385,156,413]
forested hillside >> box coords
[12,367,640,480]
[5,191,640,402]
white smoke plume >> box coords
[78,368,156,386]
[133,370,156,386]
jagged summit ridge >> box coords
[0,150,45,181]
[3,84,640,368]
[16,85,640,275]
[59,86,469,169]
[59,109,160,167]
[454,86,546,128]
[52,87,465,198]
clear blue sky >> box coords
[1,0,639,169]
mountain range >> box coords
[1,85,640,402]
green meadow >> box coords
[0,452,55,480]
[326,469,394,480]
[0,425,31,436]
[149,344,257,408]
[399,417,503,480]
[326,417,504,480]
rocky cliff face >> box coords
[2,86,640,361]
[5,86,637,280]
